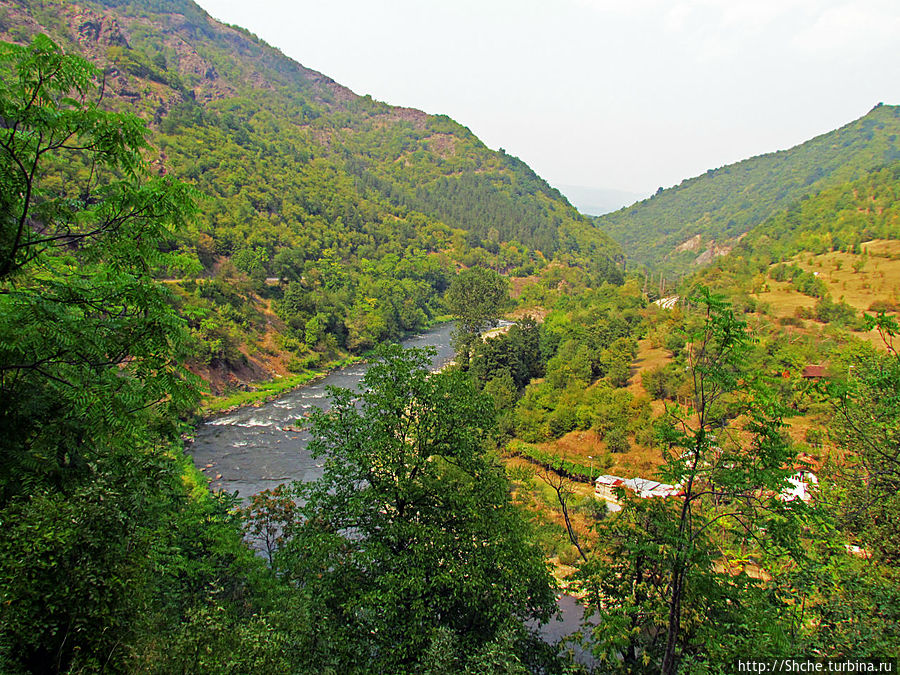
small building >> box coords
[594,474,625,511]
[623,477,679,499]
[595,475,679,511]
[781,468,818,503]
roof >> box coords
[802,365,828,379]
[596,474,678,498]
[623,477,678,498]
[595,475,625,488]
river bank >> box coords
[199,354,362,418]
[197,317,456,419]
[187,321,458,498]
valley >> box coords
[1,1,899,672]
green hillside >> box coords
[0,0,622,386]
[596,104,900,274]
[740,163,900,261]
[696,162,900,283]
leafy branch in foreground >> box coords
[275,345,558,674]
[0,36,213,673]
[577,289,813,671]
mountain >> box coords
[594,104,900,274]
[556,184,646,216]
[695,162,900,291]
[0,0,622,387]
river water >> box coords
[188,322,457,498]
[187,320,592,663]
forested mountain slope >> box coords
[0,0,622,386]
[595,104,900,274]
[695,161,900,296]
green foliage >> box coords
[827,314,900,564]
[276,345,557,673]
[598,105,900,273]
[2,0,625,370]
[577,290,812,672]
[0,36,278,674]
[507,440,607,483]
[447,265,510,365]
[769,263,828,297]
[641,363,686,400]
[503,283,650,446]
[0,33,198,501]
[470,317,543,391]
[811,295,861,327]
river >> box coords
[188,321,458,498]
[187,320,592,664]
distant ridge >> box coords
[0,0,622,274]
[557,184,646,216]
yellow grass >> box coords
[752,239,900,349]
[629,338,672,417]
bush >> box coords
[642,364,682,400]
[604,426,631,453]
[664,330,686,355]
[815,296,862,328]
[778,316,805,327]
[548,406,577,438]
[868,299,900,313]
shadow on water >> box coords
[533,594,599,670]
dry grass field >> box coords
[753,240,900,311]
[752,239,900,349]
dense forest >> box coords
[0,0,622,393]
[595,104,900,275]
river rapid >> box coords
[188,321,457,499]
[187,320,591,662]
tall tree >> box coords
[0,35,199,499]
[805,312,900,655]
[577,290,810,671]
[446,265,509,368]
[277,345,557,673]
[0,36,208,673]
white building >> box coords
[782,469,818,503]
[595,474,679,511]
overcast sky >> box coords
[194,0,900,198]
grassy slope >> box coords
[752,240,900,345]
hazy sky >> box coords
[194,0,899,197]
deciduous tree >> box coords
[277,345,556,673]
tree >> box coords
[802,312,900,655]
[470,316,543,391]
[446,265,509,368]
[536,467,588,562]
[239,485,298,566]
[828,313,900,561]
[577,290,810,671]
[0,36,207,672]
[0,35,199,499]
[276,345,557,673]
